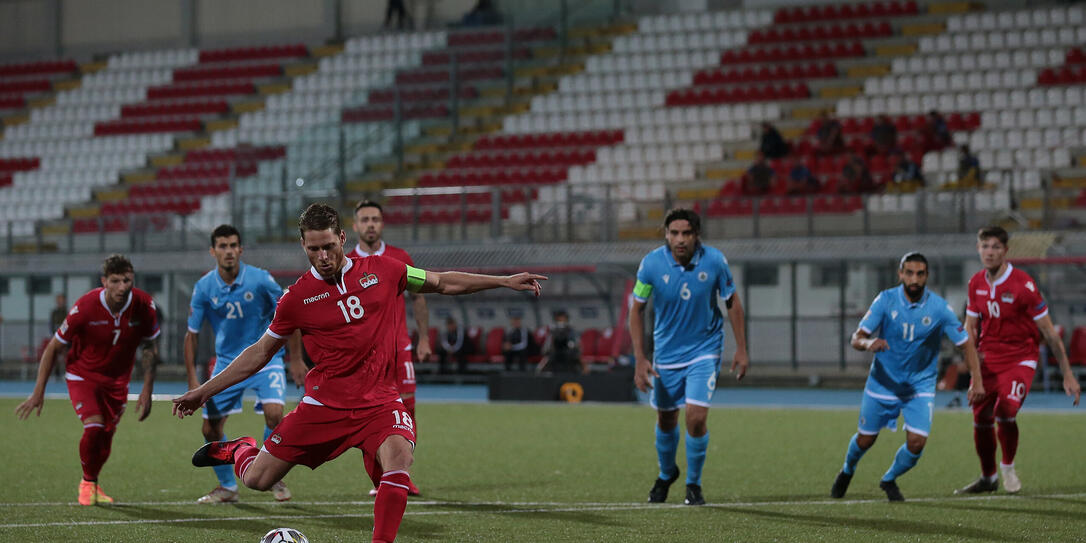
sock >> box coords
[881,444,922,482]
[264,426,274,442]
[364,453,383,489]
[973,423,998,478]
[996,417,1019,466]
[655,425,680,480]
[79,424,113,481]
[211,433,237,490]
[685,432,709,486]
[232,442,260,484]
[373,470,410,543]
[841,434,867,476]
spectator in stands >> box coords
[49,294,67,380]
[890,150,925,188]
[438,317,472,374]
[870,114,898,156]
[503,315,535,372]
[957,144,982,187]
[538,310,583,374]
[384,0,414,30]
[759,122,790,160]
[785,160,820,195]
[921,110,952,152]
[742,152,775,196]
[839,152,876,194]
[462,0,502,26]
[815,112,846,156]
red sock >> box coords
[232,443,260,484]
[996,417,1019,466]
[973,422,998,478]
[79,424,113,481]
[363,453,383,489]
[373,470,410,543]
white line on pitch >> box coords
[2,492,1085,529]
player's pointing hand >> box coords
[1064,373,1081,407]
[506,273,547,297]
[172,389,207,419]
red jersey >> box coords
[56,287,161,386]
[966,264,1048,371]
[268,255,407,409]
[348,242,415,353]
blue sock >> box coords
[211,433,237,490]
[882,444,922,482]
[842,433,868,475]
[685,432,709,486]
[263,425,273,442]
[655,425,680,480]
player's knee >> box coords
[906,435,926,454]
[376,437,414,472]
[657,410,679,431]
[856,433,877,450]
[202,419,225,441]
[994,402,1020,421]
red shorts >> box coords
[396,347,416,395]
[263,399,416,470]
[972,363,1036,421]
[66,377,127,431]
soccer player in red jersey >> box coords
[956,226,1081,494]
[15,254,160,505]
[173,203,544,543]
[349,200,429,497]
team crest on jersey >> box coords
[1001,293,1014,303]
[922,316,932,326]
[1025,281,1035,292]
[698,271,708,282]
[359,273,379,289]
[891,310,898,320]
[270,434,282,444]
[662,274,670,284]
[244,291,254,301]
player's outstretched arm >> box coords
[629,298,657,393]
[136,338,159,421]
[1036,314,1081,406]
[417,270,546,297]
[726,294,749,381]
[172,333,288,418]
[14,337,65,420]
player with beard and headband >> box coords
[631,208,749,506]
[830,252,983,502]
[955,227,1080,495]
[348,200,429,496]
[173,203,545,543]
[16,254,161,506]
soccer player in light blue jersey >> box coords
[630,209,749,506]
[831,252,985,502]
[183,225,303,504]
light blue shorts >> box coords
[204,367,287,420]
[651,356,720,410]
[857,390,935,437]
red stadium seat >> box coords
[485,327,505,363]
[1069,327,1086,366]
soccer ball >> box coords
[260,527,308,543]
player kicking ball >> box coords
[173,203,545,543]
[184,224,304,503]
[831,252,984,502]
[631,209,749,506]
[956,227,1080,495]
[15,254,160,505]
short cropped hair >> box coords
[299,203,342,237]
[210,224,241,247]
[898,251,928,271]
[102,254,133,277]
[663,208,701,235]
[977,226,1009,246]
[354,200,383,215]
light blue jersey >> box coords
[634,244,736,369]
[187,262,286,374]
[858,285,968,399]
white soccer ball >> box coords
[260,527,308,543]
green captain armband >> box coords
[632,280,652,300]
[406,265,427,292]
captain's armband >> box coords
[406,266,427,293]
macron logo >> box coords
[303,292,330,305]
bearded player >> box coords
[956,226,1081,494]
[15,254,160,505]
[349,200,429,496]
[173,203,545,543]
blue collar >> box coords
[214,262,247,290]
[667,244,704,269]
[897,284,929,308]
